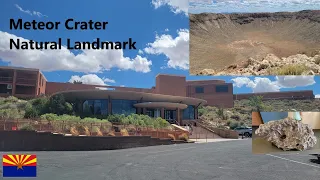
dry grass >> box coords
[107,131,115,136]
[120,129,129,136]
[178,133,189,141]
[168,133,176,140]
[70,126,79,136]
[272,64,308,75]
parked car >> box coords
[234,127,252,137]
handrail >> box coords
[192,120,216,134]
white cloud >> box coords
[15,4,47,17]
[138,49,144,54]
[120,85,125,87]
[231,76,315,93]
[152,0,189,15]
[0,31,152,73]
[189,0,320,13]
[144,29,189,70]
[231,77,251,88]
[165,28,169,32]
[275,76,315,88]
[68,74,115,85]
[315,94,320,98]
[102,77,115,83]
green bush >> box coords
[40,113,59,121]
[229,121,240,130]
[19,124,35,131]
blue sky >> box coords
[0,0,319,97]
[189,0,320,13]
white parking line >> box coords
[266,154,320,169]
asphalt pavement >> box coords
[1,140,320,180]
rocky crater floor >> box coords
[196,53,320,75]
[190,10,320,75]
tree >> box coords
[73,80,83,84]
[248,96,265,112]
[47,94,73,115]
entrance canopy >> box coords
[134,102,188,109]
[53,89,207,106]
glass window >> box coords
[183,105,195,119]
[195,86,204,93]
[216,85,228,93]
[111,99,137,116]
[83,100,108,115]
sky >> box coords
[189,0,320,13]
[0,0,319,98]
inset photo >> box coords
[252,112,320,154]
[189,1,320,75]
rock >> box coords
[197,69,215,75]
[255,117,317,151]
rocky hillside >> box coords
[190,10,320,75]
[199,98,320,129]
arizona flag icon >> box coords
[2,154,37,177]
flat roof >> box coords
[0,66,39,72]
[54,89,207,106]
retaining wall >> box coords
[0,131,181,151]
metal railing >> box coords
[0,77,13,82]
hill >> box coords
[199,98,320,129]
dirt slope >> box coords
[190,10,320,75]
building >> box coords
[0,66,316,107]
[56,89,206,125]
[0,66,46,98]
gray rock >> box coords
[255,117,317,151]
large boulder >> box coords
[255,117,317,151]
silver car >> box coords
[234,127,252,137]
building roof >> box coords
[134,102,188,109]
[54,89,207,106]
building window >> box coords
[195,86,204,93]
[183,105,195,119]
[216,85,228,93]
[111,99,137,116]
[83,100,108,115]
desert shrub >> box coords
[70,126,79,136]
[92,126,103,136]
[24,103,39,119]
[230,114,240,121]
[29,97,49,115]
[226,120,232,126]
[273,64,308,75]
[315,56,320,65]
[19,124,35,131]
[168,133,176,140]
[120,129,129,136]
[4,96,19,103]
[178,133,189,141]
[198,107,207,116]
[0,108,23,119]
[107,114,124,123]
[229,121,240,130]
[40,113,59,121]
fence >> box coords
[0,119,189,140]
